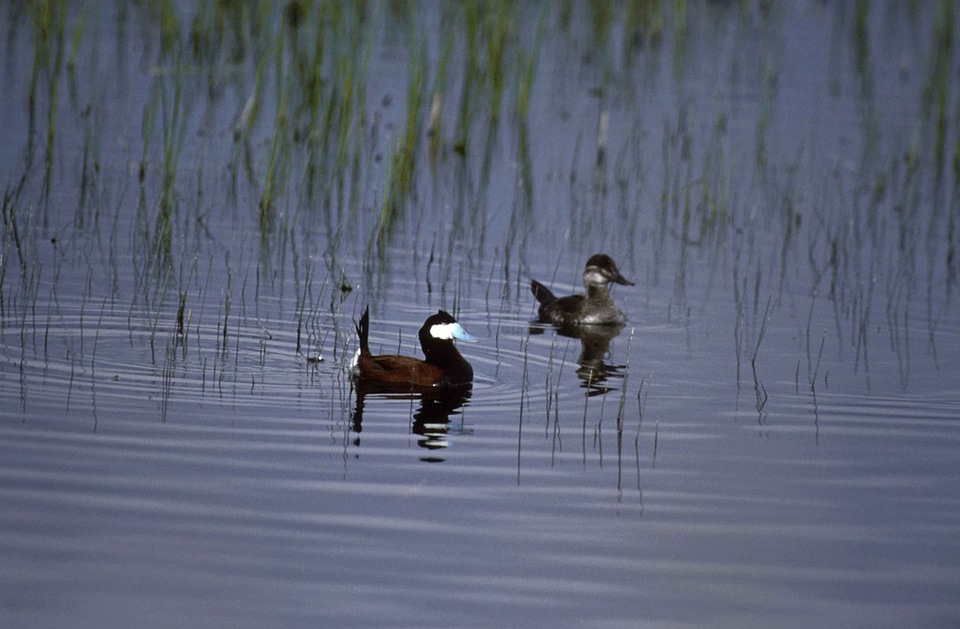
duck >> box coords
[530,254,634,327]
[350,306,477,390]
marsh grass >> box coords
[379,29,427,249]
[158,48,189,265]
[27,0,67,227]
[258,23,288,237]
[517,330,530,484]
[2,1,958,443]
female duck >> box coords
[350,306,477,390]
[530,254,634,327]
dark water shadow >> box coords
[529,321,627,397]
[351,383,472,463]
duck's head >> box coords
[583,254,634,288]
[418,310,478,355]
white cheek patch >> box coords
[430,322,458,340]
[430,322,478,343]
[583,268,608,283]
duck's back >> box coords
[532,281,624,326]
[539,294,583,326]
[356,353,447,388]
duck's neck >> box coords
[585,284,612,302]
[423,343,461,365]
[423,343,472,383]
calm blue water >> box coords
[2,2,959,628]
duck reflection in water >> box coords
[349,306,477,461]
[530,254,633,396]
[530,321,627,396]
[351,386,472,463]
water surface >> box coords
[2,2,959,627]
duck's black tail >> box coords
[530,280,556,305]
[355,306,370,354]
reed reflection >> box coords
[351,383,472,462]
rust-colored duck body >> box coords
[350,307,477,391]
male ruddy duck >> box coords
[350,306,477,390]
[530,254,634,327]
